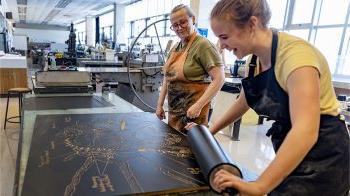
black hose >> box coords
[126,18,169,111]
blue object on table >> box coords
[197,28,208,38]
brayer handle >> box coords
[225,188,238,196]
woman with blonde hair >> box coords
[156,4,225,132]
[209,0,349,195]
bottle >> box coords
[96,81,103,94]
[51,57,56,70]
[337,94,347,111]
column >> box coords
[115,4,126,44]
[85,16,96,47]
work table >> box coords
[0,54,27,68]
[16,93,142,196]
[16,93,256,196]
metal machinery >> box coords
[47,23,78,69]
[66,23,76,58]
[80,19,170,112]
[36,19,169,112]
[58,22,77,67]
[32,71,92,94]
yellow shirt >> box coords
[247,32,339,116]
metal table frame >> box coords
[222,77,242,141]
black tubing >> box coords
[187,125,242,195]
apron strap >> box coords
[248,55,257,78]
[247,30,278,78]
[271,30,278,68]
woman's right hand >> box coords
[156,105,166,120]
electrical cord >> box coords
[126,18,169,111]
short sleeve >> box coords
[275,41,321,91]
[196,40,223,72]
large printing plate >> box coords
[22,112,208,196]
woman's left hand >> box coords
[186,103,202,119]
[184,122,197,130]
[213,169,266,196]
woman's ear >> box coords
[191,16,196,25]
[248,16,260,31]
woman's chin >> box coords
[233,51,241,59]
[178,33,189,40]
[233,51,247,59]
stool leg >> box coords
[231,118,242,141]
[4,92,10,129]
[258,115,264,125]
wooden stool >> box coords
[3,88,32,129]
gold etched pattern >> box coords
[64,157,94,196]
[91,175,115,192]
[38,150,50,167]
[118,162,144,193]
[187,168,200,174]
[160,167,200,187]
[50,141,55,150]
[33,114,205,195]
[120,120,126,131]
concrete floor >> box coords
[0,97,20,196]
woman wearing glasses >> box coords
[209,0,349,195]
[156,4,225,132]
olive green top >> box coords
[169,35,223,82]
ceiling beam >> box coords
[15,23,69,31]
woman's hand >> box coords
[213,169,266,196]
[156,106,166,120]
[184,122,197,130]
[186,103,202,119]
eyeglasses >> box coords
[170,19,189,31]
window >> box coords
[272,0,350,77]
[318,0,348,25]
[341,27,350,75]
[287,29,309,41]
[267,0,287,29]
[220,0,350,77]
[146,16,164,37]
[134,19,146,38]
[314,27,343,73]
[99,11,114,42]
[125,0,190,50]
[75,21,86,45]
[291,0,315,24]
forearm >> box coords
[256,127,318,193]
[157,79,167,107]
[196,78,224,108]
[210,91,249,134]
[195,66,225,108]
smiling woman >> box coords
[209,0,350,195]
[155,4,225,132]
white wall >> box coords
[13,35,27,50]
[14,28,69,43]
[192,0,217,42]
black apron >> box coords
[241,31,350,196]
